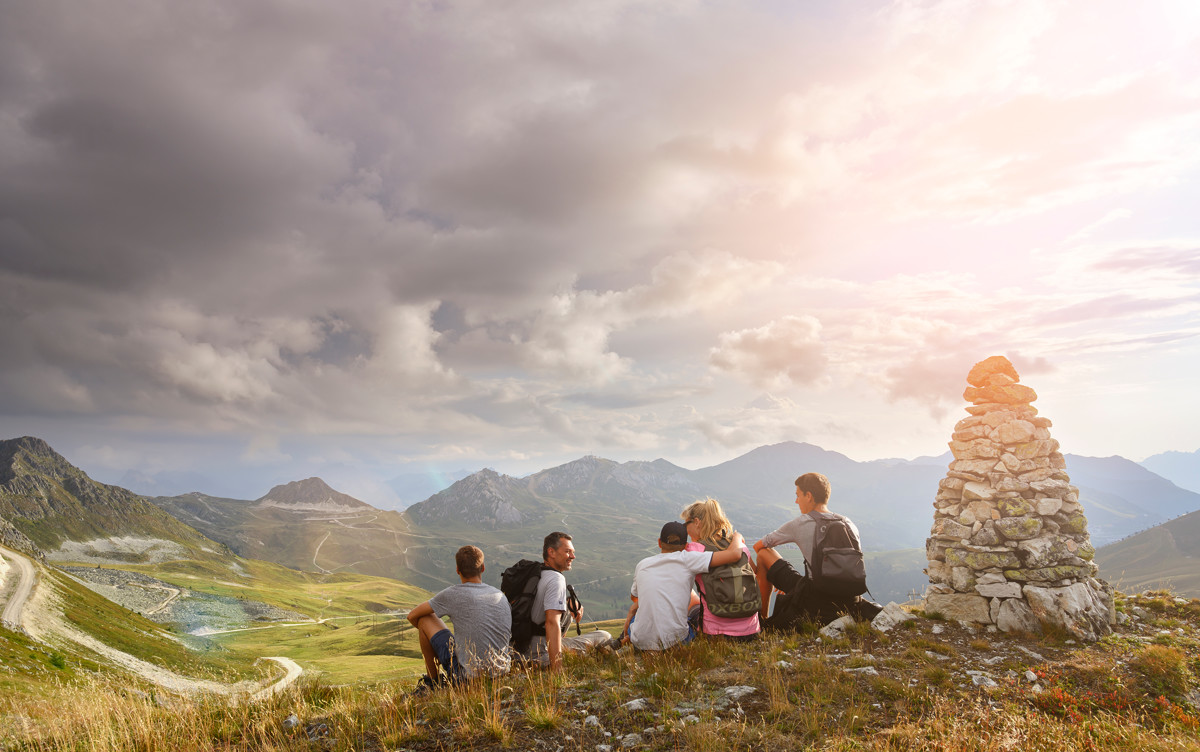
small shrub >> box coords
[1138,590,1174,613]
[869,675,910,702]
[1130,645,1193,700]
[910,637,957,658]
[923,665,951,688]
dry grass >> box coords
[3,591,1200,751]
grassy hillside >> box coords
[129,555,430,620]
[1095,509,1200,597]
[150,493,418,580]
[2,592,1197,751]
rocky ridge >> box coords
[407,469,530,529]
[0,436,219,556]
[0,515,44,561]
[925,356,1115,640]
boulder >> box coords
[992,420,1037,444]
[966,356,1020,387]
[963,384,1038,405]
[970,522,1000,546]
[996,598,1040,634]
[871,602,917,632]
[1024,581,1114,641]
[994,516,1042,541]
[976,580,1022,599]
[945,547,1021,570]
[925,593,991,624]
[931,519,972,540]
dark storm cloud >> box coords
[0,0,770,439]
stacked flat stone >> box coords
[924,355,1115,641]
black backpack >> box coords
[805,511,868,599]
[697,536,761,618]
[500,560,581,653]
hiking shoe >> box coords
[410,674,445,697]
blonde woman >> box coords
[681,498,761,640]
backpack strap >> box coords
[694,534,728,627]
[527,564,551,639]
[806,511,827,580]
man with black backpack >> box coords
[752,472,882,629]
[503,531,613,670]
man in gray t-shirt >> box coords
[407,545,511,690]
[753,472,878,627]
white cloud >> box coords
[500,250,781,384]
[710,316,827,391]
[365,303,456,385]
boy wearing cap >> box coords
[622,521,747,651]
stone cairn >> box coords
[925,355,1115,641]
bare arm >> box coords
[545,610,564,670]
[406,600,433,627]
[709,531,746,567]
[621,597,638,644]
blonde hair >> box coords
[680,498,732,547]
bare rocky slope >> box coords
[0,436,225,559]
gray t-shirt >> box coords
[524,568,571,659]
[427,582,512,677]
[759,511,862,567]
[531,568,571,632]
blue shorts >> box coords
[626,609,697,650]
[429,629,464,680]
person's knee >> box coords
[415,613,448,640]
[756,546,781,569]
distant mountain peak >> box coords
[256,477,371,512]
[406,468,528,529]
[1,435,219,556]
[1,435,77,486]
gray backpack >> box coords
[698,536,761,618]
[806,511,868,598]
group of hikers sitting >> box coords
[406,472,882,691]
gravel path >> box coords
[1,544,36,631]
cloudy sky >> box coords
[2,0,1198,505]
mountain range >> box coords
[1141,448,1200,495]
[1094,506,1200,595]
[4,435,1200,622]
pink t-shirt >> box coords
[685,541,761,636]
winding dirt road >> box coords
[1,544,36,632]
[0,544,302,699]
